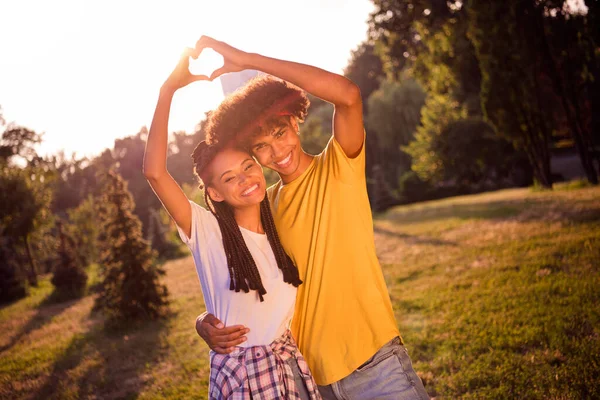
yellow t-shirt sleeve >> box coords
[321,132,366,185]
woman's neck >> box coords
[233,203,264,234]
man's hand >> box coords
[195,312,250,354]
[195,35,249,81]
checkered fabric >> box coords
[209,330,322,399]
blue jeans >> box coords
[317,337,429,400]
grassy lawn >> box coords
[1,183,598,399]
[376,184,600,398]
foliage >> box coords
[0,233,27,304]
[404,92,466,182]
[300,105,332,156]
[66,195,100,267]
[367,78,426,186]
[468,0,554,187]
[51,222,87,300]
[94,171,168,326]
[0,125,43,166]
[344,41,385,110]
[0,166,53,285]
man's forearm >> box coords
[244,53,361,109]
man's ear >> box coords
[207,186,224,203]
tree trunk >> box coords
[534,6,598,184]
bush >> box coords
[51,222,87,300]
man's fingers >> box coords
[203,313,225,329]
[217,336,247,348]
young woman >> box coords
[143,47,321,400]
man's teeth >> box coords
[242,184,258,196]
[276,153,291,166]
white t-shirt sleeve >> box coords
[176,200,216,248]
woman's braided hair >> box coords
[191,141,302,301]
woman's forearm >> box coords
[143,87,175,179]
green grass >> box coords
[1,185,599,399]
[376,185,600,398]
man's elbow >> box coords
[341,81,362,108]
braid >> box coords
[260,198,303,287]
[194,140,302,302]
[205,191,267,301]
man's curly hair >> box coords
[204,75,310,149]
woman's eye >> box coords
[245,164,253,171]
[225,177,234,183]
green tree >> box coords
[367,78,426,186]
[0,228,27,303]
[0,166,53,286]
[344,41,385,110]
[468,0,554,187]
[51,221,87,299]
[404,92,466,182]
[94,171,168,325]
[67,195,100,267]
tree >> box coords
[67,195,100,267]
[468,0,554,188]
[404,92,466,182]
[0,228,28,304]
[534,1,599,183]
[94,171,168,325]
[0,166,53,286]
[0,125,43,166]
[51,221,87,299]
[344,41,385,110]
[367,78,426,186]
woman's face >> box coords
[206,147,267,209]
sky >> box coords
[0,0,375,159]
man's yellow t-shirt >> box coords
[267,135,400,386]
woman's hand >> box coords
[162,47,209,93]
[195,35,250,81]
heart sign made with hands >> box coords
[194,36,248,81]
[188,48,225,80]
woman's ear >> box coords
[207,186,224,203]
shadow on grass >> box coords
[0,292,79,354]
[32,316,170,399]
[374,225,458,247]
[384,195,600,226]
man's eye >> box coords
[225,177,234,183]
[245,163,254,170]
[276,131,284,138]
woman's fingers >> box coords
[209,66,229,81]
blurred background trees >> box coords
[0,0,597,316]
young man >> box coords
[194,36,429,400]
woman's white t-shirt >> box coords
[177,200,297,347]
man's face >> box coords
[248,118,304,181]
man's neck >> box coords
[281,151,314,184]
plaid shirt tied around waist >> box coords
[209,329,322,400]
